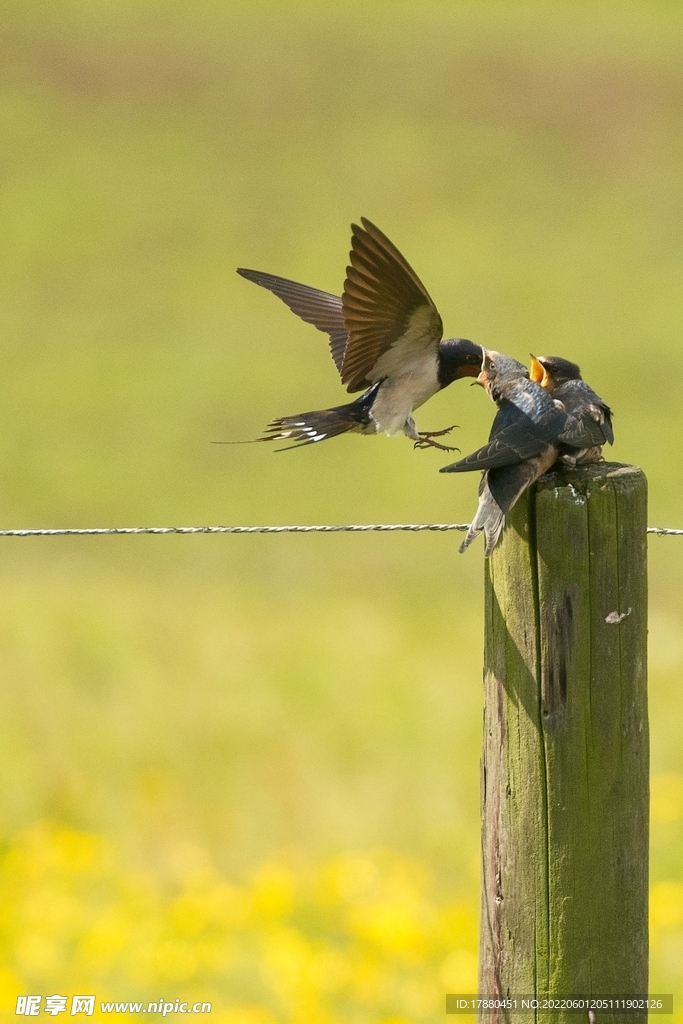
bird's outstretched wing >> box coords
[236,268,347,374]
[340,219,443,393]
[441,425,550,472]
[441,401,566,473]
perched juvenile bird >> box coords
[530,354,613,465]
[441,350,596,556]
[236,219,482,450]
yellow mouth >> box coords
[529,354,549,388]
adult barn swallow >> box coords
[440,351,593,555]
[530,355,613,465]
[236,219,482,450]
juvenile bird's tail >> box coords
[460,447,559,556]
[240,383,381,451]
[459,474,506,557]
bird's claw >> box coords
[413,438,461,453]
[413,424,460,452]
[418,424,458,439]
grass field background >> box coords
[1,1,683,1018]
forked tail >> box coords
[227,383,381,451]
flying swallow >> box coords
[530,355,613,465]
[440,350,590,555]
[235,219,482,451]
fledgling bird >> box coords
[440,350,595,556]
[530,354,613,465]
[235,219,482,451]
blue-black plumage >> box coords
[441,350,613,556]
[235,219,483,451]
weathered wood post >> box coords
[480,463,648,1023]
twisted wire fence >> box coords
[0,524,680,538]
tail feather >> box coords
[459,475,505,556]
[460,447,560,556]
[256,407,365,451]
[233,382,381,452]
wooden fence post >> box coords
[479,463,649,1023]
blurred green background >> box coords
[1,0,683,1018]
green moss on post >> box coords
[480,464,648,1023]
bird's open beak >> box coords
[529,354,548,387]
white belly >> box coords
[369,356,441,436]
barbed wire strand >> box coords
[0,524,679,538]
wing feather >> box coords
[554,380,614,447]
[340,219,443,392]
[441,401,566,473]
[237,268,347,374]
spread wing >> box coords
[340,218,443,393]
[237,268,347,375]
[441,424,552,472]
[440,401,566,473]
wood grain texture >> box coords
[480,463,648,1024]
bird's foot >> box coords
[419,424,458,439]
[413,425,460,453]
[413,437,460,453]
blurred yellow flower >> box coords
[322,853,380,905]
[0,822,483,1021]
[216,1007,278,1024]
[440,949,478,991]
[249,863,296,920]
[438,904,478,950]
[651,773,683,823]
[650,881,683,930]
[309,946,350,994]
[349,897,433,959]
[4,823,107,881]
[11,821,672,1020]
[399,976,440,1017]
[0,968,24,1013]
[261,926,311,988]
[16,933,61,976]
[78,907,131,970]
[347,953,389,1002]
[170,884,247,936]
